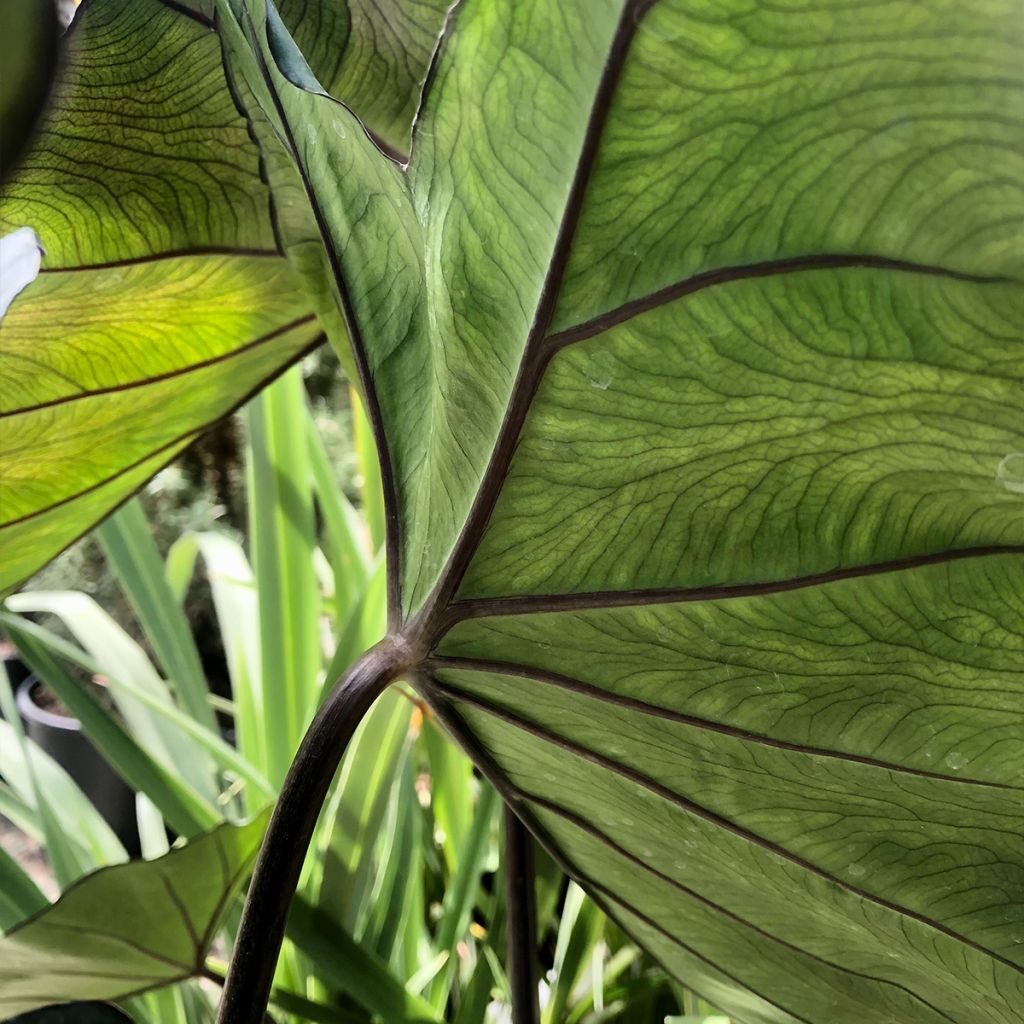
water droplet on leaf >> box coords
[996,453,1024,494]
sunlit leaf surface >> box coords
[0,0,320,593]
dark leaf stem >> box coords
[215,637,413,1023]
[504,806,541,1024]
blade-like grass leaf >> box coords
[246,368,323,785]
[0,718,125,877]
[0,660,84,888]
[0,845,47,932]
[167,531,265,776]
[1,612,275,812]
[286,896,442,1024]
[306,407,372,619]
[0,614,220,837]
[96,500,217,733]
[5,591,219,806]
[315,687,413,933]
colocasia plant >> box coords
[1,0,1023,1022]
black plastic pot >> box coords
[17,679,140,856]
[0,642,32,720]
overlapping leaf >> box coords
[221,1,1024,1020]
[275,0,450,156]
[0,0,320,594]
[0,0,465,594]
[0,813,267,1016]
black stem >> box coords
[504,804,540,1024]
[216,637,409,1023]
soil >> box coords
[30,682,71,718]
[27,676,120,719]
[0,816,57,901]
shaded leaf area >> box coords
[221,0,1024,1020]
[0,0,321,594]
[221,0,636,611]
[0,813,267,1017]
[275,0,450,156]
[0,0,57,181]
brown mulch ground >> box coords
[1,815,58,901]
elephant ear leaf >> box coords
[0,0,322,595]
[0,0,468,595]
[227,0,1024,1020]
[0,812,267,1016]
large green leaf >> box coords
[0,0,321,594]
[0,812,268,1016]
[6,0,1024,1019]
[0,0,467,594]
[218,1,1024,1021]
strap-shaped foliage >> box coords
[0,814,266,1016]
[4,1,1024,1021]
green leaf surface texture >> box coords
[0,0,320,592]
[5,0,1024,1020]
[219,0,1024,1019]
[0,813,267,1016]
